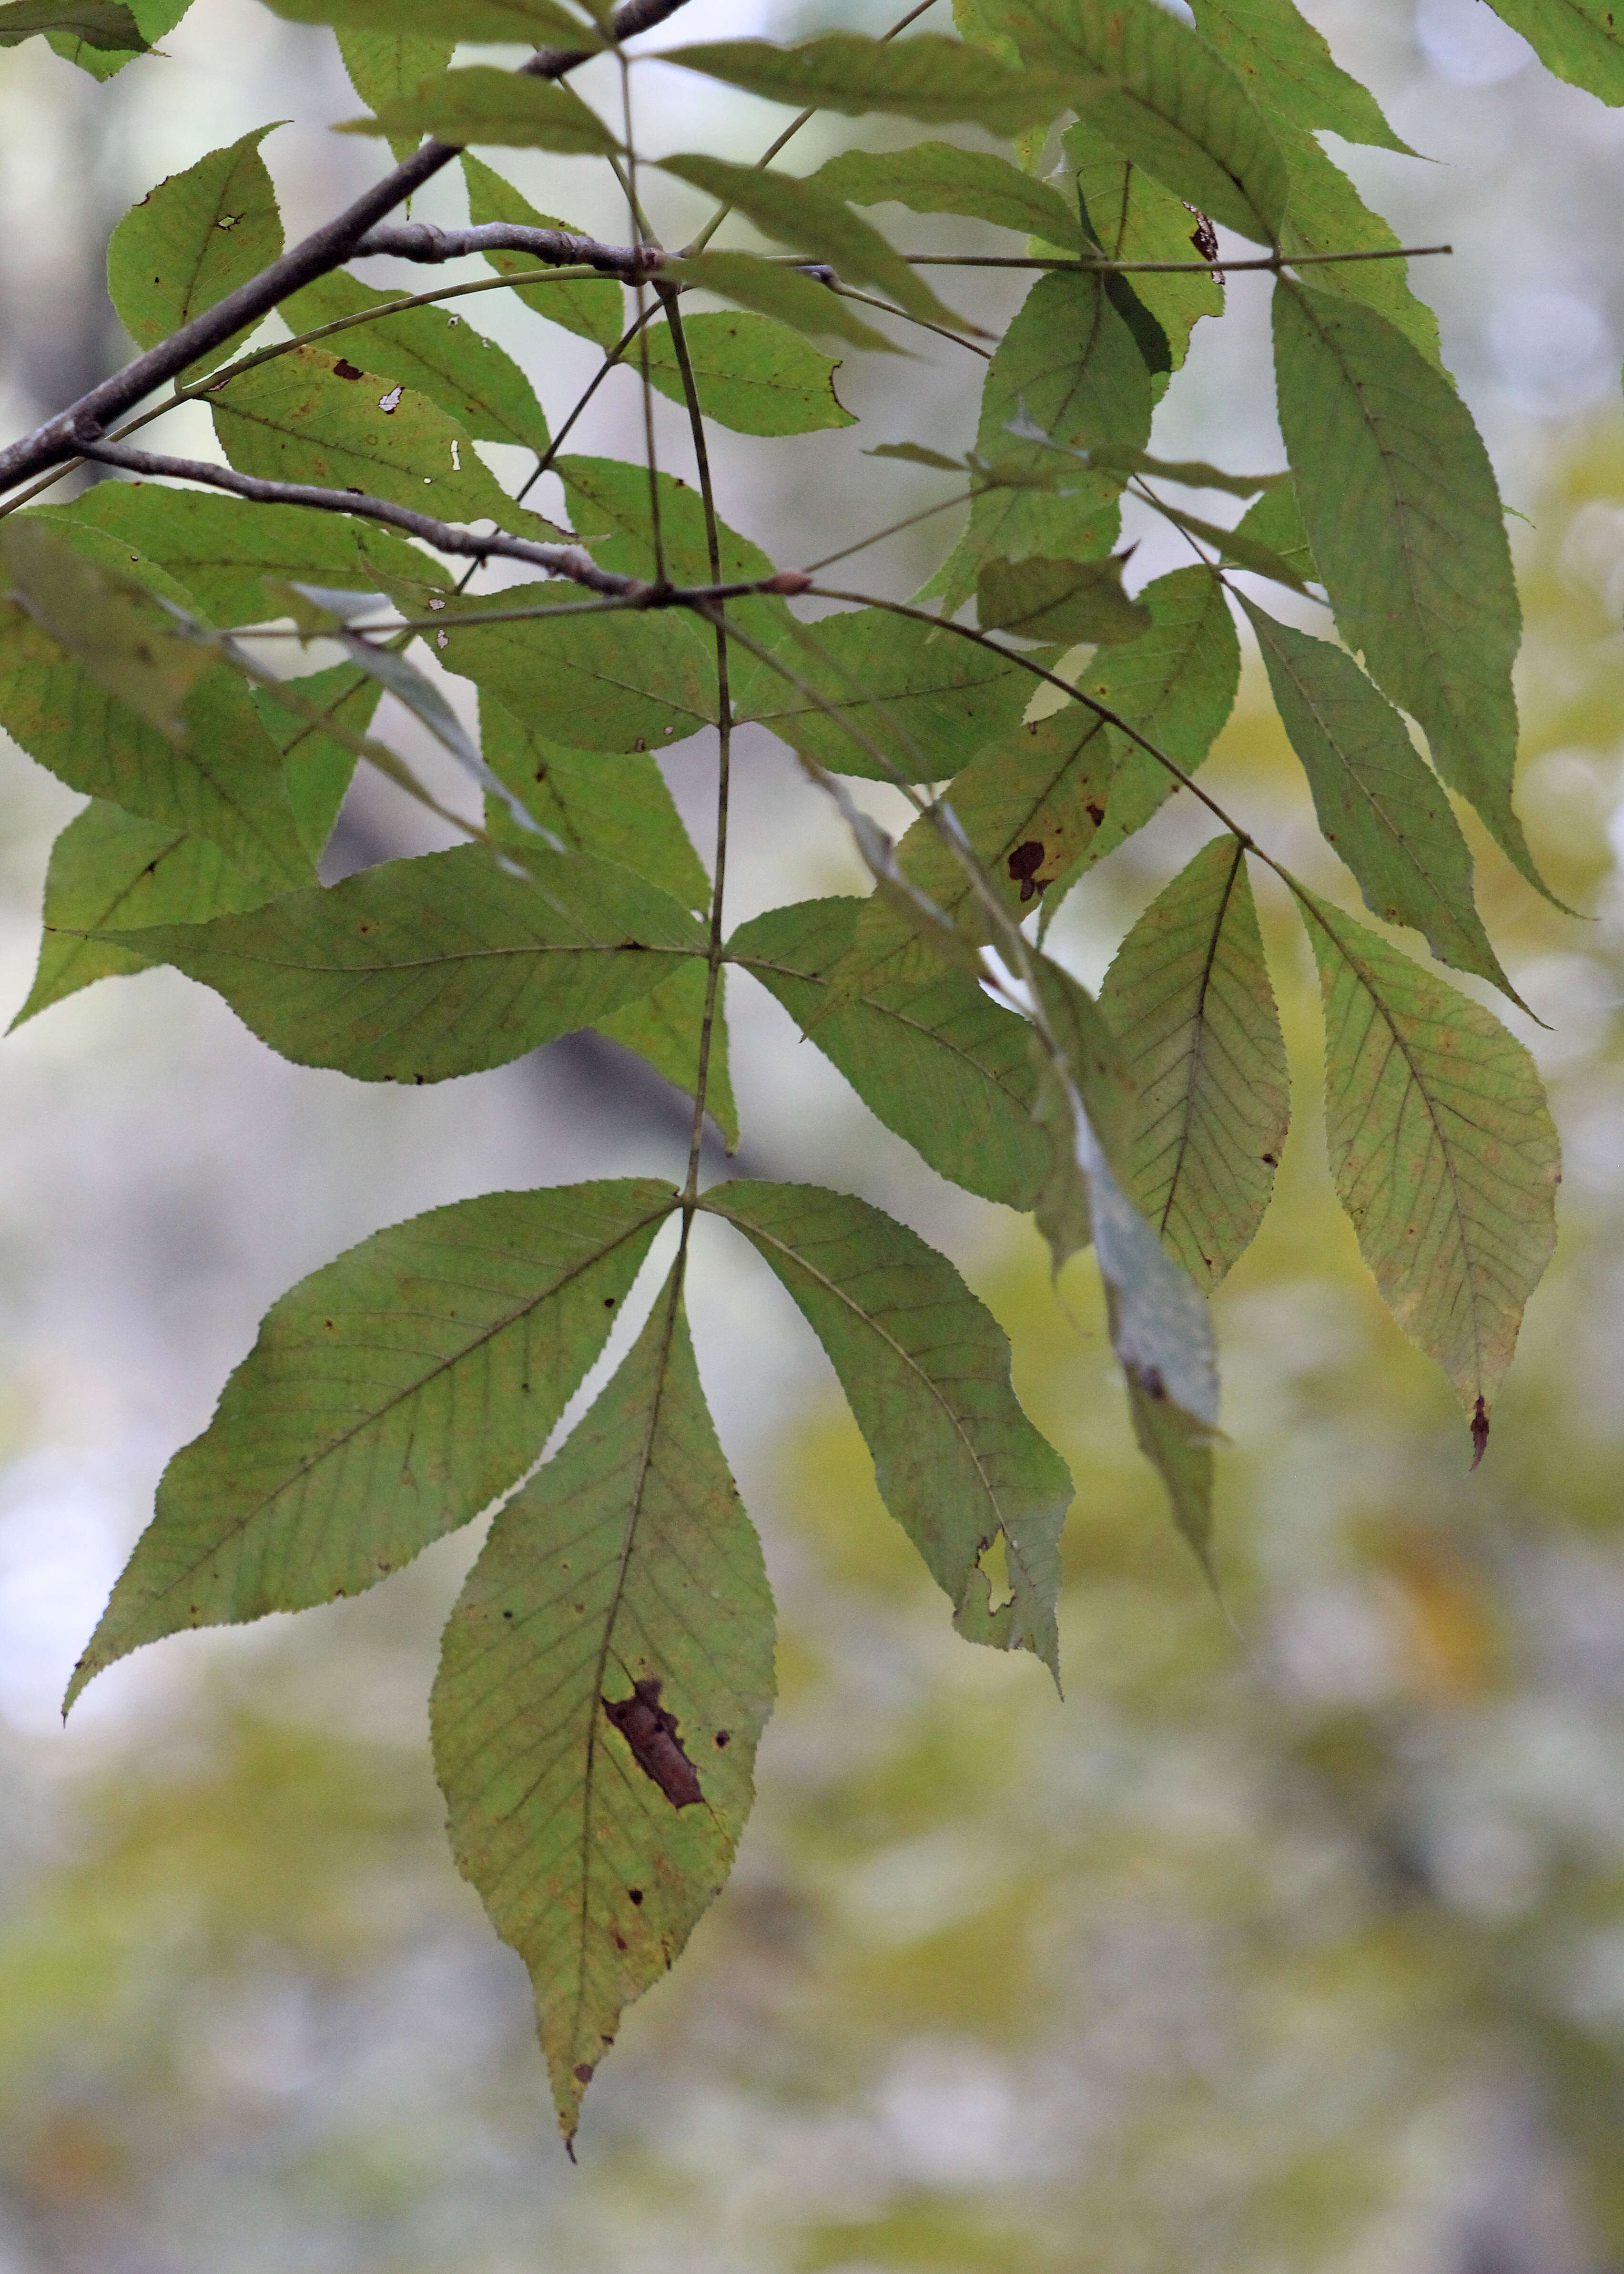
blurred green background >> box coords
[2,1,1624,2267]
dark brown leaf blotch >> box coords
[603,1677,703,1809]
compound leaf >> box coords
[432,1274,773,2143]
[1242,599,1521,1000]
[462,154,624,350]
[662,31,1076,132]
[13,800,275,1028]
[66,1179,675,1709]
[97,842,704,1081]
[106,126,283,374]
[727,894,1051,1207]
[283,271,551,454]
[1099,835,1288,1292]
[641,309,854,437]
[1298,888,1559,1438]
[703,1180,1072,1679]
[1272,280,1551,901]
[815,140,1083,250]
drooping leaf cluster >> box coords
[0,0,1587,2141]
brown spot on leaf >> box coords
[1470,1396,1489,1471]
[713,1729,730,1748]
[333,358,364,381]
[1261,1152,1277,1166]
[1086,801,1106,825]
[627,1887,643,1905]
[573,2062,594,2084]
[603,1295,616,1307]
[603,1678,703,1808]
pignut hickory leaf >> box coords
[0,0,147,45]
[106,126,284,374]
[641,310,855,438]
[66,1182,676,1709]
[1189,0,1414,150]
[703,1181,1072,1680]
[816,140,1083,249]
[340,69,619,154]
[337,27,453,164]
[1298,889,1559,1440]
[1099,836,1288,1294]
[432,1277,774,2142]
[660,251,897,353]
[266,0,602,43]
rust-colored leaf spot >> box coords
[333,358,364,381]
[603,1678,703,1808]
[603,1295,616,1308]
[1470,1395,1489,1471]
[713,1729,730,1749]
[1261,1152,1277,1166]
[1086,801,1106,826]
[573,2062,594,2084]
[1007,839,1047,904]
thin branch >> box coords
[828,281,993,358]
[897,244,1452,274]
[621,55,667,589]
[657,285,732,1198]
[77,439,635,592]
[0,0,696,499]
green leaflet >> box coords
[1296,888,1560,1435]
[978,553,1152,645]
[596,962,739,1154]
[1028,1041,1220,1567]
[97,843,705,1082]
[927,270,1153,613]
[703,1180,1072,1678]
[461,155,625,351]
[212,345,535,530]
[656,155,968,331]
[1274,128,1443,369]
[1478,0,1624,102]
[1189,0,1413,151]
[733,606,1043,782]
[65,1180,675,1711]
[1271,281,1548,899]
[339,68,619,155]
[481,698,709,908]
[337,28,454,165]
[662,32,1077,132]
[1054,561,1242,890]
[1062,116,1224,388]
[0,0,144,45]
[664,251,898,354]
[558,454,781,593]
[1241,599,1521,1002]
[13,801,276,1029]
[269,0,601,43]
[281,272,550,455]
[42,0,187,71]
[1224,474,1318,588]
[432,1274,774,2143]
[0,524,310,887]
[435,584,719,750]
[1003,0,1289,245]
[641,310,855,438]
[54,481,449,626]
[1099,836,1289,1292]
[727,895,1050,1208]
[252,660,381,858]
[106,127,284,375]
[814,141,1083,251]
[0,518,209,738]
